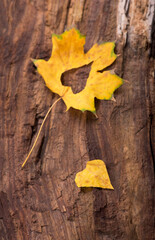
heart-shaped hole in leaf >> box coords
[61,63,92,94]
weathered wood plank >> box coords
[0,0,154,239]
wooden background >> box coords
[0,0,154,239]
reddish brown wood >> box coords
[0,0,154,239]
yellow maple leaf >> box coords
[22,29,123,168]
[75,160,114,189]
[32,28,123,112]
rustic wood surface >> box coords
[0,0,154,239]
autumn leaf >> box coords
[32,28,123,112]
[75,160,114,189]
[22,29,123,168]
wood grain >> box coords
[0,0,154,239]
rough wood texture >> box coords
[0,0,154,239]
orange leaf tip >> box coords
[111,95,116,102]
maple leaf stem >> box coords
[22,97,61,169]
